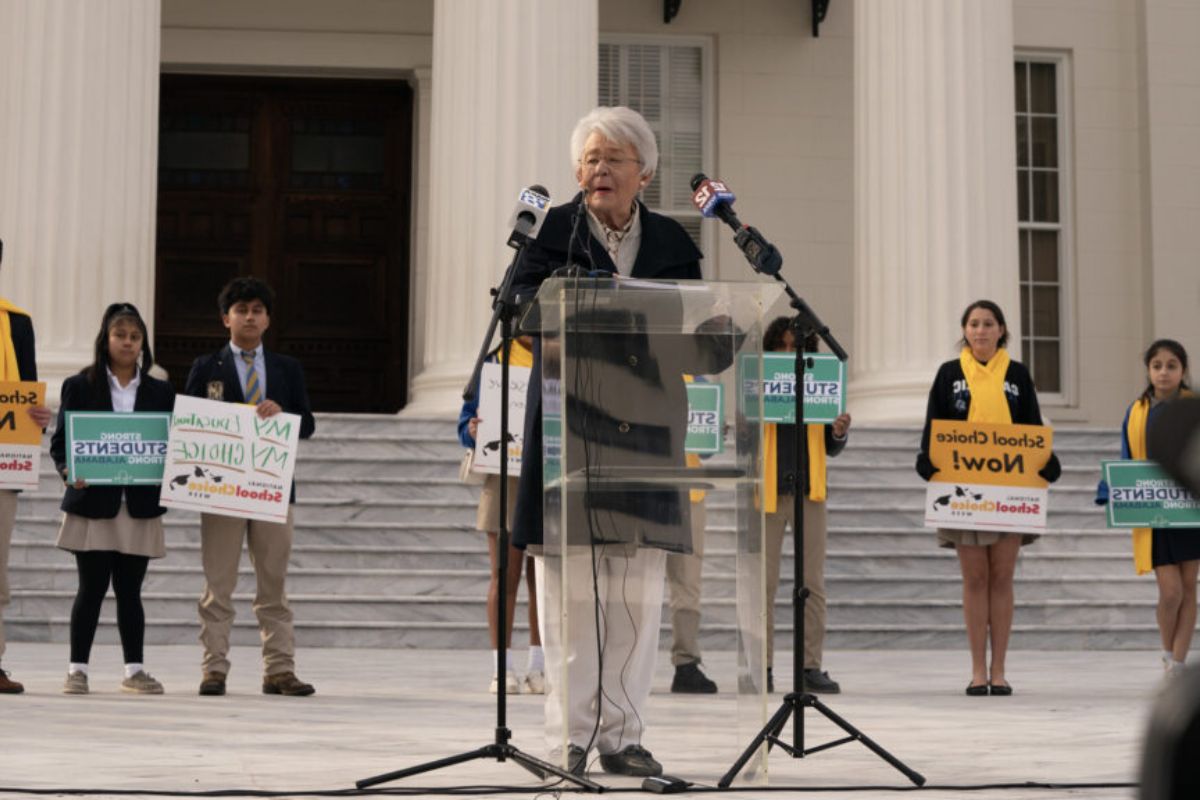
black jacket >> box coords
[183,345,316,502]
[511,196,705,549]
[774,424,848,496]
[51,371,176,519]
[8,311,37,381]
[916,356,1060,482]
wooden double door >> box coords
[155,75,413,412]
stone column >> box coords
[0,0,161,400]
[404,0,597,417]
[850,0,1020,423]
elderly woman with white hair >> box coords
[511,106,706,779]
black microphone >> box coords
[690,173,782,276]
[506,185,551,248]
[557,187,593,276]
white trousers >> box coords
[539,545,666,755]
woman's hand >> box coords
[832,412,851,439]
[73,478,87,490]
[468,417,480,441]
[27,405,52,428]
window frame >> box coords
[598,32,716,274]
[1014,50,1075,407]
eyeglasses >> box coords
[580,155,642,173]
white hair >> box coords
[569,106,658,178]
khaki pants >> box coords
[764,493,827,670]
[665,502,707,666]
[198,508,296,676]
[0,490,17,661]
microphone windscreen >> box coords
[690,173,707,191]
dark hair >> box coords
[958,299,1009,349]
[1141,338,1191,402]
[84,302,153,385]
[763,316,818,353]
[218,276,275,316]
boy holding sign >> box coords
[184,277,316,697]
[0,238,53,695]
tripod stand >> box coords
[718,279,925,788]
[357,220,600,793]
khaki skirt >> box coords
[56,505,166,559]
[476,474,521,533]
[937,528,1039,550]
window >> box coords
[1015,55,1072,399]
[599,36,713,261]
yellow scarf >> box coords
[1126,390,1196,575]
[961,347,1012,424]
[0,298,29,382]
[499,339,534,368]
[762,422,827,513]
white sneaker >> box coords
[523,669,546,694]
[62,671,89,695]
[489,673,521,694]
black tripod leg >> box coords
[808,697,926,786]
[508,748,604,791]
[717,698,797,788]
[356,746,491,788]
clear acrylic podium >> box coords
[525,276,783,782]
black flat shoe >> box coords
[988,682,1013,696]
[965,683,989,696]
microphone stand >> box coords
[719,268,924,788]
[357,231,600,793]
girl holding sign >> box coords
[916,300,1061,696]
[1110,340,1197,675]
[50,303,175,695]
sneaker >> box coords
[489,673,521,694]
[199,671,226,696]
[599,744,662,777]
[523,669,546,694]
[803,668,841,694]
[0,668,23,694]
[62,671,89,695]
[262,671,315,696]
[542,744,588,778]
[121,670,164,695]
[671,662,718,694]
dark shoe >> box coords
[671,662,718,694]
[965,682,989,696]
[199,671,226,696]
[567,744,588,776]
[767,667,774,694]
[263,671,315,696]
[599,744,662,777]
[989,681,1013,696]
[0,668,24,694]
[803,668,841,694]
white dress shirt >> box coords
[106,367,141,413]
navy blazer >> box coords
[183,344,316,503]
[50,371,176,519]
[510,195,703,549]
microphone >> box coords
[690,173,783,276]
[506,185,551,248]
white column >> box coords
[850,0,1020,423]
[0,0,161,401]
[403,0,597,417]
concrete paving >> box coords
[0,643,1155,799]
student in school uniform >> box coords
[50,302,175,695]
[184,277,316,697]
[0,237,54,695]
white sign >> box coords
[159,395,301,524]
[924,483,1048,535]
[0,442,39,490]
[473,363,530,475]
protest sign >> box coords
[66,412,171,485]
[473,363,530,475]
[685,382,723,454]
[159,396,300,523]
[1102,460,1200,528]
[924,420,1053,534]
[739,353,845,425]
[0,380,46,490]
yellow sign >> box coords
[928,420,1052,488]
[0,381,47,445]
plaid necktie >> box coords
[241,350,262,405]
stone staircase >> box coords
[7,416,1147,651]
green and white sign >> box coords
[739,353,845,425]
[685,382,723,454]
[66,412,172,485]
[1102,460,1200,528]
